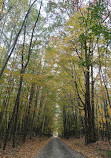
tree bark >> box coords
[22,83,35,142]
[84,40,96,143]
[3,76,23,150]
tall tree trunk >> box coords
[30,87,40,139]
[84,41,96,143]
[3,76,23,150]
[104,100,110,143]
[12,76,23,148]
[23,83,35,142]
[91,65,96,141]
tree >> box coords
[46,0,110,143]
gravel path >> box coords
[35,138,86,158]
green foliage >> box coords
[0,0,111,149]
[107,150,111,157]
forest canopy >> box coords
[0,0,111,150]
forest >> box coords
[0,0,111,155]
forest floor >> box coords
[61,137,111,158]
[0,136,50,158]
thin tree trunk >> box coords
[0,0,39,79]
[91,65,96,141]
[23,83,35,142]
[3,76,23,150]
[30,87,40,139]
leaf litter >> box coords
[61,137,111,158]
[0,137,50,158]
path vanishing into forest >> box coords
[35,138,85,158]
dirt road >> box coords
[35,138,85,158]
